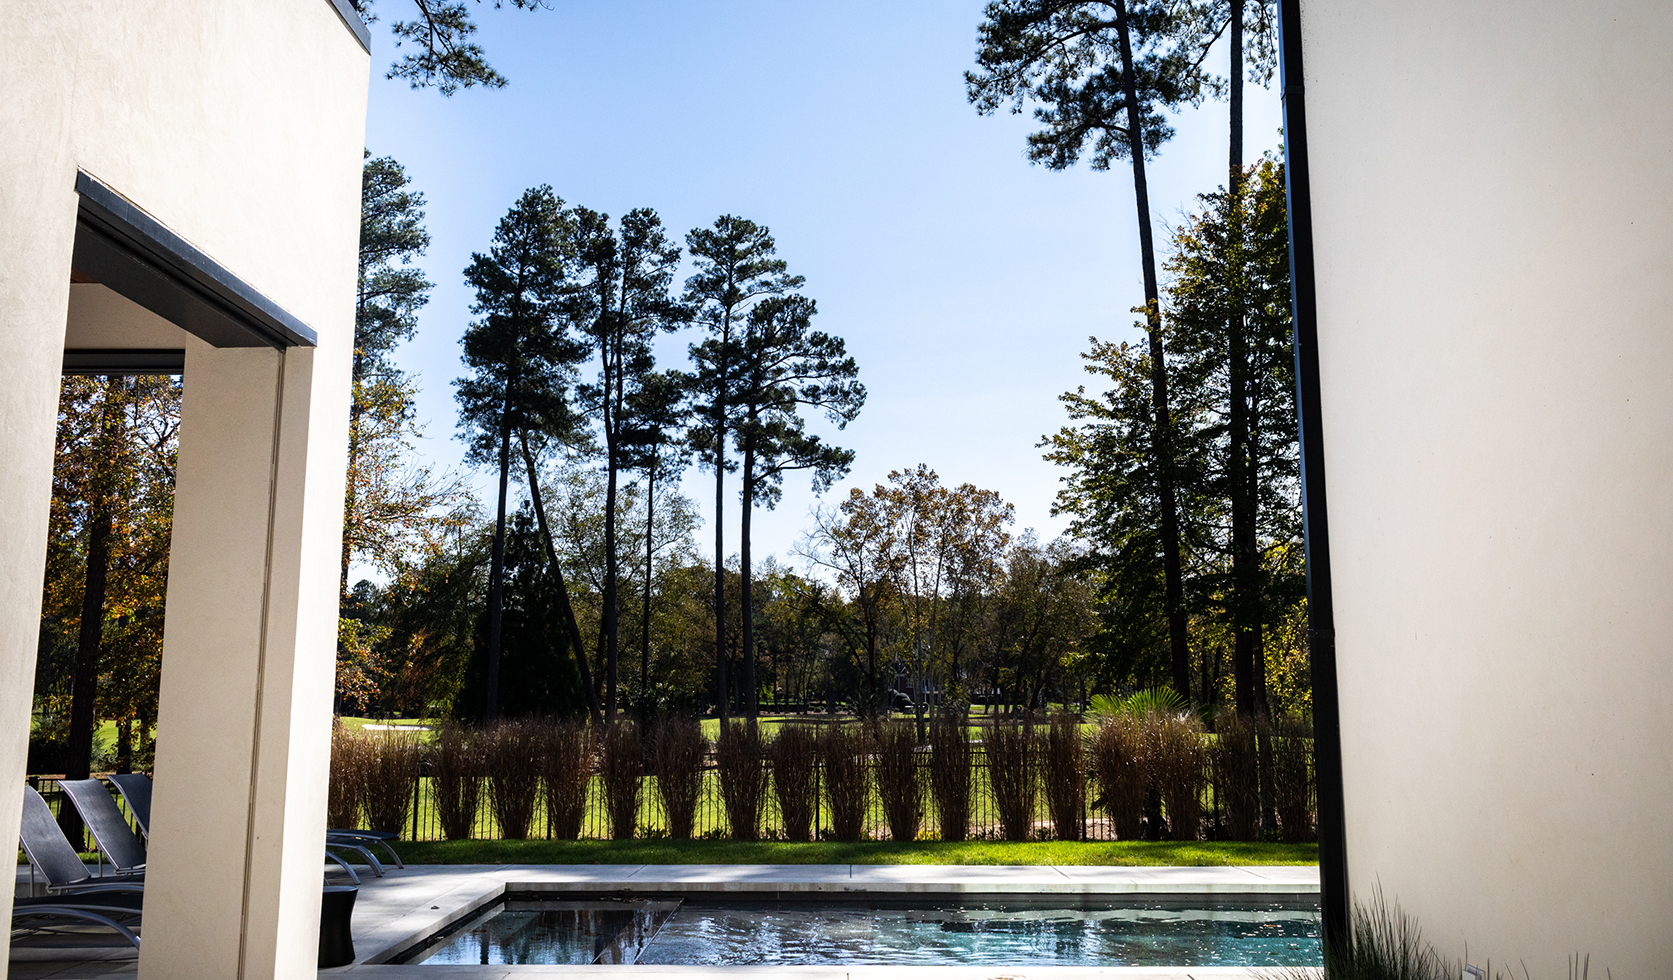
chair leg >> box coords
[324,850,361,885]
[327,843,384,877]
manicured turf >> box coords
[391,838,1317,867]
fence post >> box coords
[409,769,420,841]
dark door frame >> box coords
[1278,0,1349,948]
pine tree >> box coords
[455,186,585,722]
[568,207,684,722]
[968,0,1211,701]
[731,294,864,723]
[345,152,435,600]
[1165,159,1300,716]
[347,0,550,96]
[682,216,802,721]
[620,370,692,697]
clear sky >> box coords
[359,0,1283,574]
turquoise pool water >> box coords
[405,895,1321,968]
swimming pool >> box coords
[397,894,1321,968]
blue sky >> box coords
[360,0,1283,570]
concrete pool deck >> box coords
[10,863,1321,979]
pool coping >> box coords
[343,864,1321,971]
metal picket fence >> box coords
[393,746,1315,843]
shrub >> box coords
[1089,714,1146,840]
[1211,709,1261,841]
[820,724,869,841]
[928,712,972,843]
[538,719,592,840]
[361,728,422,835]
[648,715,704,840]
[874,721,922,842]
[431,723,484,840]
[599,720,643,840]
[1150,710,1206,841]
[715,721,768,841]
[769,725,820,842]
[1042,713,1086,841]
[327,723,367,830]
[485,720,540,839]
[985,718,1039,841]
[1271,713,1314,843]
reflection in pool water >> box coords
[409,897,1321,968]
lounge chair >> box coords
[56,779,147,877]
[99,773,364,883]
[106,772,153,838]
[14,786,145,949]
[326,828,404,868]
[17,786,146,896]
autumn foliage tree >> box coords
[39,375,180,784]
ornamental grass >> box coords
[820,723,870,841]
[1150,710,1206,841]
[1211,709,1261,841]
[599,719,644,840]
[715,721,768,841]
[538,719,592,841]
[485,719,541,840]
[431,722,484,841]
[1271,713,1315,843]
[769,724,820,842]
[928,712,972,842]
[327,723,366,830]
[874,720,923,842]
[1090,713,1146,841]
[985,716,1039,841]
[649,715,704,840]
[1042,712,1086,841]
[361,727,422,835]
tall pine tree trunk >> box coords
[341,350,365,602]
[484,406,512,723]
[642,448,656,694]
[712,405,729,723]
[1225,0,1270,720]
[740,432,758,727]
[603,421,620,724]
[1114,0,1190,700]
[519,432,604,726]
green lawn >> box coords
[391,838,1317,867]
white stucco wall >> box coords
[1300,1,1673,975]
[0,1,367,975]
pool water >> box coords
[406,896,1321,968]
